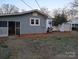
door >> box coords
[8,22,15,35]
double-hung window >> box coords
[30,18,40,26]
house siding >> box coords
[0,12,47,35]
[20,13,47,34]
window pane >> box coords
[36,20,39,24]
[31,19,34,24]
[75,24,78,26]
[16,22,20,27]
[75,24,78,28]
[0,21,7,27]
[16,22,20,35]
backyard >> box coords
[0,31,78,59]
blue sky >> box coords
[0,0,73,11]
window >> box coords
[75,24,78,27]
[72,24,78,28]
[75,24,78,28]
[36,19,39,24]
[0,21,7,27]
[16,22,20,27]
[16,22,20,35]
[30,18,40,26]
[31,19,34,24]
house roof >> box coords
[0,9,49,17]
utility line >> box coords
[35,0,41,10]
[20,0,33,9]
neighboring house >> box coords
[0,9,49,37]
[67,17,78,31]
[70,17,78,30]
[46,17,53,29]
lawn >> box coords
[0,31,78,59]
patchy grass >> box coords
[17,36,77,52]
[10,36,77,59]
[1,31,78,59]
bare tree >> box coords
[71,0,78,8]
[0,4,19,14]
[40,8,50,15]
[70,0,78,18]
[52,8,62,16]
[51,0,78,20]
[61,0,78,20]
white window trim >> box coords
[30,18,40,26]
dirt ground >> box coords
[16,31,78,39]
[0,31,78,59]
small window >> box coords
[30,18,40,26]
[75,24,78,26]
[31,19,34,24]
[0,21,7,27]
[36,19,39,24]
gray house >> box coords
[0,9,50,37]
